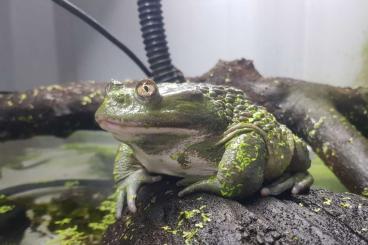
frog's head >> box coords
[95,79,226,142]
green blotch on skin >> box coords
[235,141,256,172]
[135,134,188,154]
[169,151,189,168]
[170,152,181,160]
[220,183,242,198]
[186,140,224,164]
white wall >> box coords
[0,0,368,90]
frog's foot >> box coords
[260,172,313,196]
[116,169,162,218]
[176,176,207,187]
[178,177,221,197]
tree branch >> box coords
[1,59,367,194]
[0,81,104,140]
[103,179,368,244]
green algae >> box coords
[339,201,351,208]
[0,194,14,214]
[47,226,87,245]
[0,205,14,214]
[323,198,332,205]
[81,96,92,106]
[161,205,211,245]
[25,190,116,245]
[64,180,80,188]
[361,187,368,197]
[88,194,116,232]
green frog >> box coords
[95,79,313,218]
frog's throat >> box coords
[97,119,198,140]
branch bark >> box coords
[0,81,105,140]
[102,179,368,245]
[1,59,367,194]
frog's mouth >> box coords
[96,118,198,141]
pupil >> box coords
[143,85,149,92]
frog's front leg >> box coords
[178,132,267,199]
[114,143,162,218]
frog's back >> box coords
[199,83,307,181]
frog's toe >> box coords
[260,174,295,196]
[115,170,162,217]
[291,172,314,195]
[125,173,162,213]
[126,183,139,213]
[261,172,313,196]
[178,178,221,197]
[116,188,126,219]
[176,176,207,187]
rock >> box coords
[103,179,368,245]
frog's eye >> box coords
[135,79,159,100]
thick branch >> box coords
[0,81,104,140]
[103,179,368,245]
[1,59,367,194]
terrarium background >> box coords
[1,0,368,91]
[2,1,368,243]
[1,0,368,195]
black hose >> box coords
[51,0,152,77]
[138,0,185,83]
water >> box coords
[0,131,116,244]
[0,130,346,244]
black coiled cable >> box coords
[138,0,185,83]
